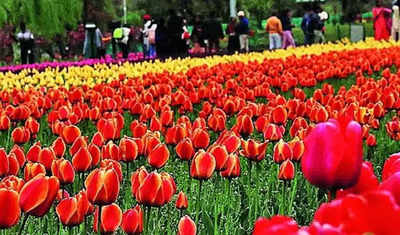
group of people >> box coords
[373,0,400,41]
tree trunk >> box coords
[229,0,237,17]
[83,0,88,25]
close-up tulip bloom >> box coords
[190,150,216,180]
[85,168,120,205]
[178,215,197,235]
[301,117,363,190]
[121,205,143,235]
[0,188,20,228]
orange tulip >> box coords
[97,118,120,141]
[278,160,295,181]
[131,167,149,196]
[175,191,188,210]
[26,141,41,162]
[147,143,169,169]
[51,158,75,185]
[72,147,92,173]
[190,150,216,180]
[160,109,174,127]
[273,139,293,164]
[61,125,81,145]
[11,126,30,145]
[19,174,60,217]
[100,159,123,183]
[91,132,105,147]
[24,162,46,182]
[85,168,120,205]
[0,188,20,228]
[119,136,138,163]
[220,153,241,179]
[216,131,241,153]
[102,141,121,161]
[51,137,66,158]
[240,139,268,162]
[93,203,122,234]
[135,171,176,207]
[0,149,9,178]
[0,176,25,193]
[209,145,229,171]
[366,134,377,147]
[233,114,254,137]
[264,123,285,141]
[149,116,162,132]
[271,105,288,125]
[288,137,304,162]
[130,120,147,138]
[176,137,195,161]
[178,215,197,235]
[121,205,143,235]
[192,128,210,149]
[0,114,10,130]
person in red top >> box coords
[373,0,392,40]
[266,12,283,50]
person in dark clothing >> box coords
[16,22,35,64]
[167,10,184,57]
[301,8,316,45]
[237,11,250,52]
[226,17,240,54]
[156,18,169,59]
[206,12,224,53]
[279,9,296,48]
[191,15,206,47]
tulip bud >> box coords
[278,160,295,181]
[178,216,196,235]
[175,191,188,210]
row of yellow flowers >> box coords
[0,38,399,91]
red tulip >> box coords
[0,188,20,228]
[130,121,147,138]
[208,145,229,171]
[24,162,46,182]
[56,191,90,227]
[38,147,56,171]
[0,115,10,130]
[233,114,254,136]
[119,136,138,162]
[178,216,196,235]
[51,137,66,158]
[88,143,101,168]
[240,139,268,162]
[175,191,188,210]
[51,158,75,185]
[7,153,20,176]
[271,105,288,125]
[301,117,363,190]
[278,160,295,181]
[220,153,241,179]
[9,145,26,167]
[147,143,169,169]
[69,136,88,157]
[336,161,379,198]
[0,149,9,178]
[366,134,377,147]
[25,117,40,136]
[97,118,120,141]
[264,123,284,141]
[253,216,299,235]
[216,131,241,154]
[149,116,162,132]
[100,159,123,183]
[72,147,92,173]
[176,137,195,161]
[26,141,41,162]
[135,171,176,207]
[61,125,81,145]
[93,203,122,234]
[19,174,60,217]
[85,168,120,205]
[12,126,30,145]
[380,172,400,205]
[273,139,293,164]
[121,205,143,235]
[190,150,216,180]
[160,109,174,127]
[382,153,400,181]
[192,128,210,149]
[91,132,105,147]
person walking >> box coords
[266,12,283,50]
[373,0,392,41]
[279,10,296,49]
[301,8,316,45]
[314,7,328,43]
[17,22,35,64]
[237,11,250,53]
[143,14,158,58]
[392,0,400,41]
[226,17,240,54]
[83,24,103,58]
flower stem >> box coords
[195,180,203,225]
[18,213,29,235]
[97,205,102,235]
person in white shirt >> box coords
[16,22,35,64]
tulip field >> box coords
[2,39,400,234]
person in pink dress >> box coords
[373,0,392,40]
